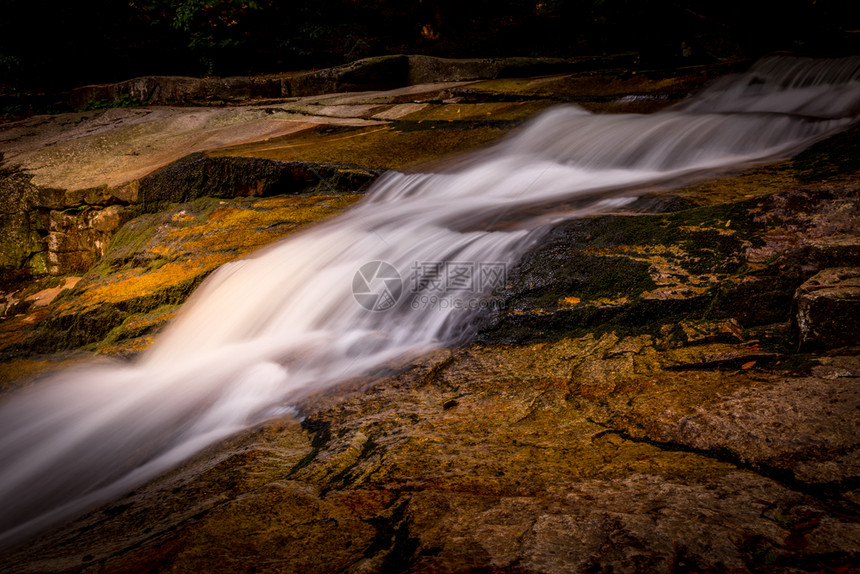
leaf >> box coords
[741,360,756,370]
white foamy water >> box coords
[1,56,859,549]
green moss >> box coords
[511,252,656,310]
[138,155,376,210]
[287,447,321,477]
[78,94,142,112]
[24,272,207,355]
[666,198,763,237]
[792,125,860,183]
[106,212,160,252]
[95,304,179,348]
[14,193,361,356]
[555,206,761,277]
[25,252,48,275]
[210,125,512,170]
[40,275,65,289]
[480,194,781,345]
[390,119,521,133]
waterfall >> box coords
[1,55,858,550]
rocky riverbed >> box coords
[0,58,858,573]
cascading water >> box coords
[1,55,859,550]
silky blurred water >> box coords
[1,55,859,549]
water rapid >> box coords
[1,55,859,549]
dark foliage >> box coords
[0,0,857,96]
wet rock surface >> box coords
[3,180,859,573]
[481,181,860,347]
[65,54,644,108]
[0,59,732,281]
[794,268,860,349]
[1,62,859,573]
[0,193,361,362]
[2,340,857,573]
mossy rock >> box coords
[286,55,410,97]
[0,165,45,277]
[10,193,362,357]
[480,185,859,346]
[792,125,860,184]
[137,155,379,211]
[210,124,514,171]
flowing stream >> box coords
[1,55,859,549]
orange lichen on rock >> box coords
[64,194,360,311]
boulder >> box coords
[67,54,643,108]
[794,267,860,349]
[284,55,409,97]
[137,155,379,209]
[69,75,283,108]
[0,165,45,275]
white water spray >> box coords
[1,56,859,549]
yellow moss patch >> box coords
[120,307,179,334]
[57,194,361,312]
[400,101,552,122]
[469,68,721,100]
[669,162,801,207]
[677,224,737,236]
[209,125,511,170]
[63,256,223,311]
[96,335,157,357]
[466,75,570,95]
[0,309,50,351]
[584,245,723,300]
[0,356,87,391]
[589,295,632,308]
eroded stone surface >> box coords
[794,267,860,349]
[482,182,860,344]
[0,193,361,360]
[0,62,752,280]
[2,339,857,573]
[0,64,859,574]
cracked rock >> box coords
[794,267,860,349]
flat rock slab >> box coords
[3,340,857,573]
[64,54,645,108]
[0,107,377,191]
[0,65,729,194]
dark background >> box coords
[1,0,858,97]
